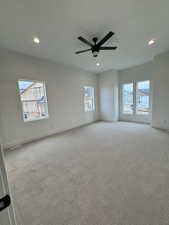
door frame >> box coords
[119,80,152,124]
[0,144,17,225]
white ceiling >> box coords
[0,0,169,73]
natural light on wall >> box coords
[18,80,49,122]
[84,86,95,112]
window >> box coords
[136,80,150,115]
[18,80,49,122]
[122,83,134,114]
[84,86,95,112]
[121,80,151,116]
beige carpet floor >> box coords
[5,122,169,225]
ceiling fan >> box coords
[75,31,117,57]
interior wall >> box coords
[0,49,99,148]
[0,114,4,144]
[152,51,169,129]
[98,70,119,121]
[119,51,169,129]
[1,48,169,148]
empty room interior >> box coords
[0,0,169,225]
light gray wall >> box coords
[119,51,169,129]
[0,116,3,144]
[98,70,119,121]
[0,49,99,148]
[1,49,169,148]
[152,51,169,129]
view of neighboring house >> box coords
[18,81,48,121]
[123,80,150,115]
[84,86,95,112]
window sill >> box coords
[121,113,151,116]
[23,116,49,123]
[85,110,95,112]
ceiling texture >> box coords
[0,0,169,73]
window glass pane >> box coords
[136,80,150,115]
[18,80,49,122]
[84,86,95,112]
[122,83,133,114]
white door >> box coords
[120,80,152,123]
[0,145,17,225]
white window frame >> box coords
[18,79,49,122]
[136,80,151,115]
[84,86,95,112]
[122,82,134,115]
[121,80,151,116]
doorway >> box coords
[120,80,152,123]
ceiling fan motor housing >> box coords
[93,37,98,43]
[92,41,99,57]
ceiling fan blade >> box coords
[97,31,114,47]
[100,46,117,50]
[75,49,91,54]
[78,36,93,47]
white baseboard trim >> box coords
[151,125,169,131]
[5,120,99,151]
[119,119,150,125]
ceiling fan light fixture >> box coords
[148,39,156,46]
[33,36,40,44]
[92,51,98,57]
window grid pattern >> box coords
[84,86,95,112]
[122,83,134,114]
[18,80,49,122]
[122,80,150,115]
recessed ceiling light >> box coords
[33,37,40,44]
[148,39,156,46]
[96,63,100,66]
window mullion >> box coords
[133,81,136,115]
